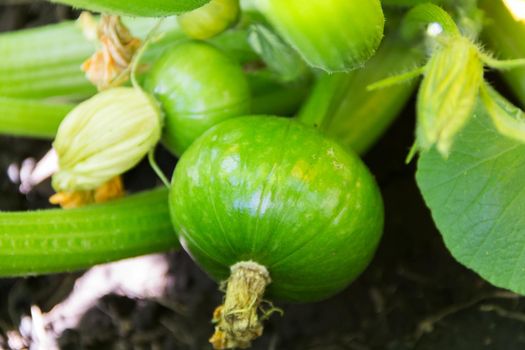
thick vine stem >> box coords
[297,31,423,154]
[0,97,73,139]
[209,261,272,349]
[0,188,178,276]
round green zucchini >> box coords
[169,116,384,348]
[144,41,251,157]
[255,0,385,73]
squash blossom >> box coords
[178,0,240,40]
[51,87,162,208]
[417,36,484,156]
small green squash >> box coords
[144,41,251,157]
[169,116,383,348]
[255,0,385,73]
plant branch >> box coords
[0,97,73,139]
[0,188,178,277]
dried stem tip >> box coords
[210,261,271,349]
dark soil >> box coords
[2,3,525,350]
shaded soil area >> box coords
[2,3,525,350]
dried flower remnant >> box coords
[49,176,125,209]
[80,13,142,90]
[209,261,272,349]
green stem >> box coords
[480,0,525,107]
[0,15,264,101]
[297,33,424,155]
[0,72,308,139]
[0,97,73,139]
[148,148,171,187]
[297,73,350,130]
[0,17,183,99]
[0,21,96,99]
[401,3,460,39]
[480,54,525,70]
[367,66,426,91]
[0,188,178,277]
[0,71,308,139]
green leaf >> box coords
[416,96,525,294]
[50,0,210,17]
[247,24,307,82]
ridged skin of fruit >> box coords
[170,116,384,302]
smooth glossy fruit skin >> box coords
[255,0,385,73]
[51,0,210,17]
[145,41,251,157]
[170,116,384,302]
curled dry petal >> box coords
[81,14,141,90]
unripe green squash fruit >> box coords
[255,0,385,73]
[144,41,251,157]
[169,116,384,348]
